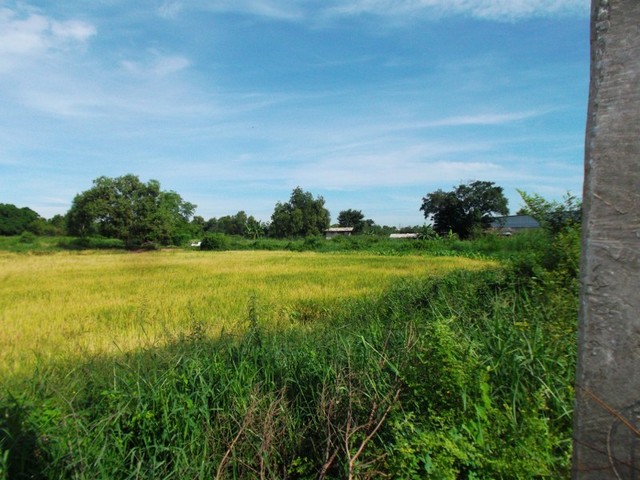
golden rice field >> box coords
[0,250,494,379]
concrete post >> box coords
[573,0,640,477]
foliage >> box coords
[0,396,55,479]
[199,233,230,251]
[66,174,196,247]
[337,209,367,233]
[416,224,438,240]
[420,181,509,239]
[517,190,582,235]
[1,191,579,479]
[203,211,266,239]
[58,236,126,250]
[18,232,36,244]
[270,187,330,238]
[1,242,578,478]
[0,204,41,236]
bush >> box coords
[18,232,36,244]
[170,232,192,247]
[200,233,230,251]
[301,235,323,250]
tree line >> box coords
[1,174,579,247]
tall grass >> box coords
[1,229,578,478]
[1,259,576,478]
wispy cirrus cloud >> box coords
[423,110,551,127]
[0,6,95,70]
[324,0,589,21]
[163,0,304,21]
[121,51,191,78]
[156,0,588,23]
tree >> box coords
[66,174,196,246]
[48,214,68,236]
[337,209,366,233]
[0,204,41,235]
[270,187,330,238]
[202,211,266,238]
[190,215,206,236]
[517,190,581,235]
[420,181,508,239]
[217,211,249,236]
[246,216,266,239]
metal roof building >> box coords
[490,215,540,233]
[324,227,354,239]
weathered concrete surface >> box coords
[573,0,640,478]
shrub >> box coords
[301,235,323,250]
[170,232,192,247]
[200,233,230,251]
[18,232,36,244]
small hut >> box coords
[324,227,354,239]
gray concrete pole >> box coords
[573,0,640,478]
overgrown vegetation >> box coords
[0,222,578,478]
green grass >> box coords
[0,229,549,259]
[0,229,578,479]
[0,265,577,479]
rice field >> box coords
[0,249,493,379]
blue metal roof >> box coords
[490,215,540,229]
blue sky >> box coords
[0,0,590,227]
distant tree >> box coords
[270,187,330,238]
[48,214,67,235]
[190,215,206,236]
[66,174,196,246]
[337,209,366,233]
[202,211,266,238]
[0,204,41,235]
[417,224,438,240]
[203,217,218,233]
[420,181,509,239]
[363,223,397,236]
[154,190,197,245]
[218,211,249,236]
[246,216,266,239]
[517,190,581,235]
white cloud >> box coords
[155,0,588,23]
[193,0,304,21]
[322,0,589,21]
[121,51,191,77]
[0,6,95,72]
[423,110,550,127]
[288,139,507,190]
[158,1,183,19]
[50,19,96,42]
[0,8,49,56]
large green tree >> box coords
[337,209,366,233]
[0,204,41,235]
[420,181,508,239]
[270,187,330,238]
[66,175,196,246]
